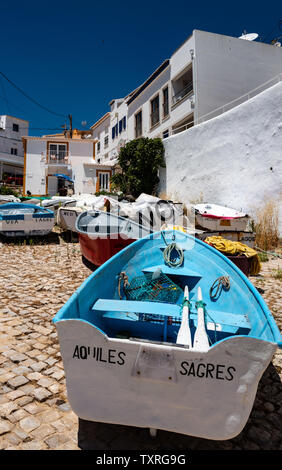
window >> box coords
[119,116,126,133]
[97,142,100,153]
[12,123,19,132]
[135,110,142,138]
[11,148,18,155]
[163,87,169,118]
[150,95,160,127]
[98,171,110,191]
[104,136,109,148]
[112,123,118,140]
[162,129,169,139]
[49,143,67,161]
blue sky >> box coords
[1,0,281,135]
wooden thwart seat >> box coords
[93,299,181,318]
[92,298,251,333]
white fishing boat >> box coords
[41,196,77,219]
[57,193,184,234]
[53,229,282,440]
[193,203,249,232]
[0,203,54,237]
[56,194,109,231]
[57,206,86,232]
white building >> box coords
[91,90,135,166]
[0,115,29,180]
[91,29,282,163]
[22,130,113,197]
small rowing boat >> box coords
[0,203,54,237]
[194,203,249,232]
[53,229,282,440]
[75,209,152,267]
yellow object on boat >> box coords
[204,236,261,275]
[161,224,186,233]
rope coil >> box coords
[210,276,230,300]
[163,242,184,267]
[118,271,130,299]
[161,230,184,268]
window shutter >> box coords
[112,127,115,139]
[119,120,122,134]
[123,116,126,130]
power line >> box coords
[0,71,67,119]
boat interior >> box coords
[0,204,53,218]
[91,267,252,346]
[55,231,281,348]
[76,211,151,238]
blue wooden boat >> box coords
[53,230,282,440]
[0,203,54,237]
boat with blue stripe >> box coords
[53,229,282,440]
[0,203,55,237]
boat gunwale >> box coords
[0,203,54,217]
[75,209,153,237]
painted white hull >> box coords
[57,207,84,232]
[195,214,249,232]
[0,215,54,237]
[55,320,276,440]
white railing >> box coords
[171,82,193,106]
[171,73,282,135]
[45,152,70,165]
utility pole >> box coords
[68,114,73,138]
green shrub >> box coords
[0,185,20,196]
[111,137,165,198]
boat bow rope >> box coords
[118,271,130,299]
[161,230,184,267]
[209,276,230,300]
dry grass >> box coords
[254,200,279,251]
[158,191,171,201]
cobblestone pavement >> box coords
[0,231,281,450]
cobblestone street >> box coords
[0,231,281,450]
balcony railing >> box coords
[171,82,193,106]
[46,152,70,165]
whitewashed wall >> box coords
[159,81,282,232]
[193,30,282,123]
[91,114,110,161]
[70,140,95,194]
[25,140,46,195]
[170,34,195,80]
